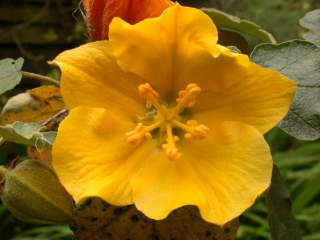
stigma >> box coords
[126,83,209,160]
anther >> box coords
[162,135,181,160]
[162,124,181,160]
[138,83,167,117]
[138,83,160,109]
[126,122,160,145]
[184,120,209,140]
[176,83,202,108]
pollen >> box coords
[126,83,209,160]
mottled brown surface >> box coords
[71,197,238,240]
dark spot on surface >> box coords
[141,225,145,229]
[80,226,86,231]
[131,214,139,222]
[170,238,176,240]
[224,227,231,233]
[102,207,107,212]
[102,201,110,208]
[113,206,130,215]
[85,198,92,206]
[212,237,217,240]
[91,217,98,222]
[205,231,211,237]
[105,232,112,238]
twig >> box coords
[21,71,60,86]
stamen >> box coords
[128,83,208,160]
[162,123,181,160]
[126,122,160,145]
[172,119,209,140]
[138,83,167,117]
[170,83,201,117]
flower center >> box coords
[126,83,209,160]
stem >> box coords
[21,71,60,86]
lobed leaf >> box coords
[251,40,320,141]
[300,9,320,46]
[0,58,24,95]
[202,8,276,43]
[0,121,56,149]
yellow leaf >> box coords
[71,197,239,240]
[0,86,64,125]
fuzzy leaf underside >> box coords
[251,40,320,140]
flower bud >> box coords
[0,160,74,224]
[83,0,175,40]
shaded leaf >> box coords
[202,8,276,43]
[266,166,301,240]
[0,121,56,149]
[0,85,64,125]
[251,40,320,140]
[300,9,320,46]
[0,58,24,95]
[218,29,249,54]
[71,197,238,240]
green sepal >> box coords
[1,160,74,224]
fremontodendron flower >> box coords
[52,5,296,225]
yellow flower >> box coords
[52,5,296,225]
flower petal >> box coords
[131,121,272,225]
[52,41,145,118]
[109,5,228,97]
[194,62,297,134]
[52,106,153,205]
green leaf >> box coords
[0,121,56,149]
[266,166,302,240]
[202,8,276,43]
[273,142,320,169]
[300,9,320,46]
[0,58,24,95]
[251,40,320,141]
[292,171,320,214]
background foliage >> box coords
[0,0,320,239]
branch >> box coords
[21,71,60,86]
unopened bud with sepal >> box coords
[0,160,74,224]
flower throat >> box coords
[126,83,209,160]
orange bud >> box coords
[83,0,175,40]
